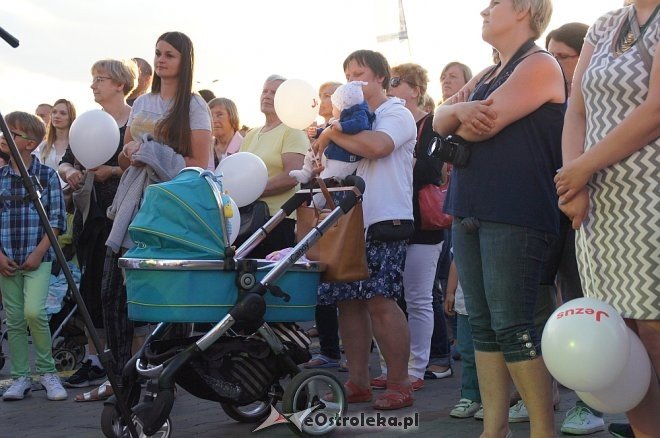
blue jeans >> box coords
[457,314,480,402]
[452,219,551,363]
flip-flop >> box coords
[74,381,113,402]
[303,354,339,369]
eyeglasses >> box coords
[0,131,33,141]
[92,76,113,84]
[552,53,579,61]
[389,77,419,88]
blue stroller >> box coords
[100,168,365,437]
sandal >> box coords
[344,380,372,403]
[74,381,113,402]
[373,382,413,410]
[370,374,387,389]
[325,380,372,403]
[303,354,339,369]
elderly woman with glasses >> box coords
[58,58,137,396]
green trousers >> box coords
[0,262,57,377]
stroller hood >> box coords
[126,168,228,260]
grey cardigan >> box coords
[106,137,185,252]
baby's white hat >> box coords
[331,81,367,111]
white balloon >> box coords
[577,328,652,414]
[69,110,120,169]
[215,152,268,208]
[226,197,240,245]
[541,297,630,392]
[274,79,318,130]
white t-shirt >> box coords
[36,142,65,186]
[356,97,415,228]
[128,93,213,169]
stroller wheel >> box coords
[53,348,77,372]
[220,385,279,424]
[101,400,172,438]
[282,369,347,436]
[53,337,86,367]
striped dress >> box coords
[576,6,659,320]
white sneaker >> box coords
[39,373,68,401]
[474,405,485,420]
[2,376,33,401]
[508,400,529,423]
[450,398,482,418]
[560,406,605,435]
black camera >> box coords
[427,134,471,167]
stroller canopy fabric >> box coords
[126,168,227,260]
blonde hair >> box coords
[5,111,46,145]
[319,81,342,94]
[208,97,241,132]
[42,98,76,163]
[91,59,138,96]
[391,62,429,106]
[513,0,553,39]
[421,94,436,113]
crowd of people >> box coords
[0,0,657,437]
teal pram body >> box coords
[122,168,321,323]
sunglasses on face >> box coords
[390,77,419,88]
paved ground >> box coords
[0,317,625,437]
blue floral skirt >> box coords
[318,234,407,305]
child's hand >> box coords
[306,126,319,140]
[20,250,44,271]
[0,253,19,276]
[330,120,343,132]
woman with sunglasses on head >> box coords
[372,63,445,392]
[433,1,564,436]
[58,59,136,396]
[555,0,659,436]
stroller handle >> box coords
[338,175,364,214]
[343,175,366,195]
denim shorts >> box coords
[452,219,551,363]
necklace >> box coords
[615,5,659,55]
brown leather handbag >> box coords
[296,178,369,283]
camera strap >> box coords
[472,38,537,100]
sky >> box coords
[0,0,625,128]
